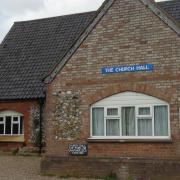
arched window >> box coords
[91,92,170,139]
[0,111,24,135]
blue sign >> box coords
[101,64,154,74]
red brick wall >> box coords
[45,0,180,160]
[0,100,39,150]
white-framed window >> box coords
[0,111,24,136]
[90,92,170,139]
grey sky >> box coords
[0,0,169,43]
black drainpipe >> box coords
[39,98,44,155]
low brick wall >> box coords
[41,156,180,179]
[0,142,24,152]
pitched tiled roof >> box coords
[0,11,96,100]
[158,0,180,22]
[0,0,179,100]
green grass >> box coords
[104,172,117,180]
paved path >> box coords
[1,155,180,180]
[0,155,97,180]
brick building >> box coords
[1,0,180,179]
[42,0,180,179]
[0,12,96,151]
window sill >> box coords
[87,138,172,143]
[0,135,24,142]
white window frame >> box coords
[137,106,152,117]
[105,106,120,137]
[0,111,24,136]
[136,105,153,136]
[90,104,171,140]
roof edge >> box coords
[141,0,180,35]
[0,97,45,102]
[44,0,180,84]
[0,23,16,45]
[14,11,96,24]
[44,0,115,83]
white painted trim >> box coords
[89,136,171,140]
[0,110,23,116]
[90,107,92,137]
[135,106,138,137]
[0,112,24,136]
[152,106,155,136]
[136,106,153,136]
[90,92,170,140]
[168,104,171,138]
[93,92,169,107]
[104,107,106,136]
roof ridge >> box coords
[14,11,97,24]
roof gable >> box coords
[45,0,180,84]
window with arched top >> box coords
[0,110,24,135]
[90,92,170,139]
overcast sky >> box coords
[0,0,169,43]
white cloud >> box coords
[12,0,104,21]
[0,0,45,15]
[0,0,104,42]
[0,0,171,43]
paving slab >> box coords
[0,155,99,180]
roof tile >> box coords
[0,11,96,100]
[0,0,179,100]
[158,0,180,22]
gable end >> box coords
[44,0,115,83]
[44,0,180,84]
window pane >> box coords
[107,108,118,116]
[13,117,18,122]
[139,107,150,115]
[13,124,19,134]
[106,119,120,136]
[5,116,12,134]
[20,117,23,134]
[0,124,4,134]
[138,118,152,136]
[0,117,3,122]
[92,108,104,136]
[154,106,168,136]
[122,107,135,136]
